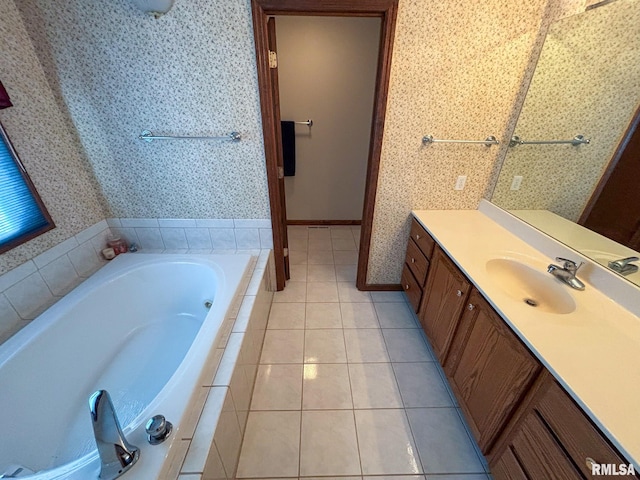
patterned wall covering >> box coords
[8,0,594,285]
[17,0,270,220]
[0,1,107,274]
[491,0,640,222]
[366,0,554,284]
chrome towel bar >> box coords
[422,135,499,147]
[509,134,590,147]
[294,119,313,127]
[138,130,241,143]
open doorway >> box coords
[251,0,399,291]
[276,16,380,224]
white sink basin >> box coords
[486,258,576,314]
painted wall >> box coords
[0,0,107,274]
[277,16,380,221]
[491,0,640,221]
[17,0,270,220]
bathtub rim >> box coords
[0,253,253,480]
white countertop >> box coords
[412,208,640,468]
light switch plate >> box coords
[455,175,467,190]
[511,175,523,190]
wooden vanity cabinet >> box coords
[490,371,636,479]
[445,289,542,453]
[401,219,436,312]
[418,246,471,363]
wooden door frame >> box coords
[251,0,399,291]
[579,104,640,225]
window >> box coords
[0,122,54,253]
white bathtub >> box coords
[0,253,252,480]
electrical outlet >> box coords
[510,175,523,190]
[455,175,467,191]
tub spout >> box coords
[89,390,140,480]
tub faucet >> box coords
[89,390,140,480]
[547,257,585,291]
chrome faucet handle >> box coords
[555,257,583,273]
[610,256,639,268]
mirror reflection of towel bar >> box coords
[138,130,241,142]
[509,134,590,147]
[294,120,313,127]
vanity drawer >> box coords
[401,264,422,313]
[405,238,429,286]
[410,218,435,259]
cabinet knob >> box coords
[468,304,475,310]
[405,284,410,290]
[585,457,597,471]
[415,234,421,240]
[456,290,463,297]
[411,257,416,263]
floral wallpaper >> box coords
[0,0,107,274]
[5,0,599,286]
[17,0,271,219]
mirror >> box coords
[491,0,640,287]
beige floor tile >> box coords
[334,251,358,265]
[374,302,419,328]
[300,410,361,476]
[268,302,306,329]
[330,227,355,239]
[340,303,379,328]
[289,237,309,251]
[304,329,347,363]
[274,281,307,303]
[289,250,308,265]
[307,264,337,282]
[309,238,333,251]
[289,264,308,282]
[307,281,339,303]
[308,250,335,265]
[393,362,454,408]
[338,282,371,302]
[332,238,357,251]
[355,409,423,475]
[303,364,353,409]
[344,329,390,363]
[306,303,342,329]
[261,330,304,364]
[251,364,303,410]
[349,363,403,409]
[335,265,357,282]
[236,411,301,478]
[370,291,408,303]
[382,329,434,362]
[406,408,485,474]
[308,228,331,240]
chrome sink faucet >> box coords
[548,257,585,291]
[89,390,140,480]
[608,256,639,276]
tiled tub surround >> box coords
[0,220,112,343]
[164,250,274,480]
[0,218,273,344]
[235,225,490,479]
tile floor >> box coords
[236,225,491,480]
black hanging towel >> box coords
[281,121,296,176]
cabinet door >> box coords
[508,411,582,479]
[450,290,541,452]
[418,246,470,362]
